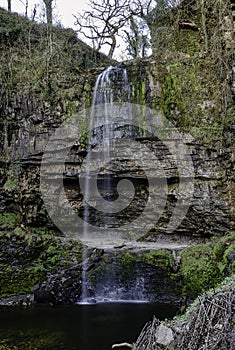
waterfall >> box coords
[79,66,131,303]
[92,65,130,105]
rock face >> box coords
[33,247,183,305]
[0,3,235,303]
[1,62,234,240]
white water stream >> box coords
[80,66,131,303]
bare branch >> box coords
[74,0,155,58]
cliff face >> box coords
[0,8,114,300]
[0,2,235,303]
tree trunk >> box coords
[7,0,11,12]
[201,0,208,52]
[108,35,116,58]
[43,0,53,26]
[25,0,28,17]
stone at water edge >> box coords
[155,323,175,349]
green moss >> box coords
[0,213,22,230]
[140,81,146,105]
[4,177,18,191]
[153,51,227,142]
[0,265,46,298]
[0,226,83,298]
[181,244,223,298]
[131,83,136,99]
[119,252,137,276]
[130,78,147,105]
[142,250,174,269]
[42,239,82,273]
[160,73,185,122]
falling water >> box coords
[80,66,131,303]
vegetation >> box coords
[0,227,82,298]
[181,244,222,297]
[142,250,174,269]
[119,252,137,276]
[74,0,155,58]
[147,0,234,142]
[0,7,111,102]
[0,213,22,230]
[181,232,235,298]
[0,0,234,308]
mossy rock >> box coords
[181,244,223,298]
[142,250,174,269]
[119,252,137,277]
[87,264,110,283]
[0,227,83,298]
[0,265,46,298]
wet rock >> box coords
[0,294,34,307]
[102,254,113,264]
[34,265,83,304]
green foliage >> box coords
[143,250,174,269]
[0,8,33,44]
[0,213,21,230]
[0,7,111,105]
[4,175,19,192]
[4,177,18,190]
[119,252,137,276]
[181,244,223,298]
[148,0,233,144]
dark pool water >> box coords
[0,301,178,350]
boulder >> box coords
[155,323,174,349]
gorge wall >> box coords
[0,1,235,304]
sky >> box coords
[0,0,88,28]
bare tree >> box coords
[43,0,54,26]
[124,16,150,58]
[7,0,11,12]
[25,0,28,17]
[74,0,156,58]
